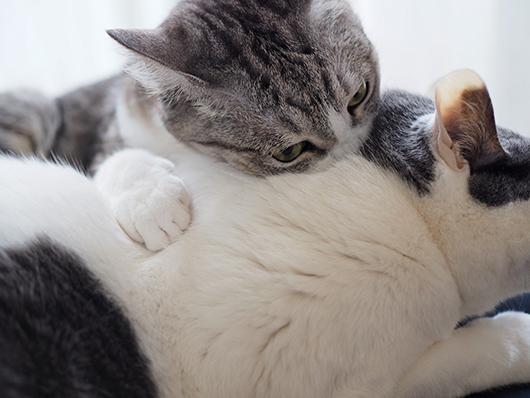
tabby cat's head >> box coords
[109,0,379,176]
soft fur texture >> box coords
[0,239,158,398]
[0,0,379,252]
[3,70,530,397]
[0,0,379,177]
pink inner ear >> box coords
[433,110,466,171]
[432,69,484,171]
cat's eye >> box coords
[347,81,368,114]
[272,142,307,163]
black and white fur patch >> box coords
[360,90,436,196]
[470,127,530,207]
[362,90,530,208]
[0,238,157,398]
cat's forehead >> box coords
[169,0,376,92]
[174,0,377,119]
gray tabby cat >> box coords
[0,0,379,176]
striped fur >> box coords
[0,0,379,176]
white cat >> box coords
[2,70,530,398]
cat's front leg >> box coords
[93,148,191,252]
[395,311,530,398]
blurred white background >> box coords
[0,0,529,135]
[353,0,530,136]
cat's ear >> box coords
[433,69,505,172]
[107,28,186,72]
[107,27,205,97]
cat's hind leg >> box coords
[395,311,530,398]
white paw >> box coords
[111,175,191,252]
[94,149,192,252]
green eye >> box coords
[272,142,307,162]
[347,81,368,113]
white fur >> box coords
[115,85,183,161]
[93,149,191,252]
[327,107,372,163]
[3,148,530,398]
[123,54,189,97]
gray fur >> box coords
[0,90,60,157]
[52,75,122,169]
[0,238,158,398]
[361,88,530,209]
[0,77,121,172]
[0,0,379,176]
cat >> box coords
[0,0,379,176]
[0,0,379,252]
[3,68,530,398]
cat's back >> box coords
[0,239,157,398]
[148,150,457,398]
[0,156,158,397]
